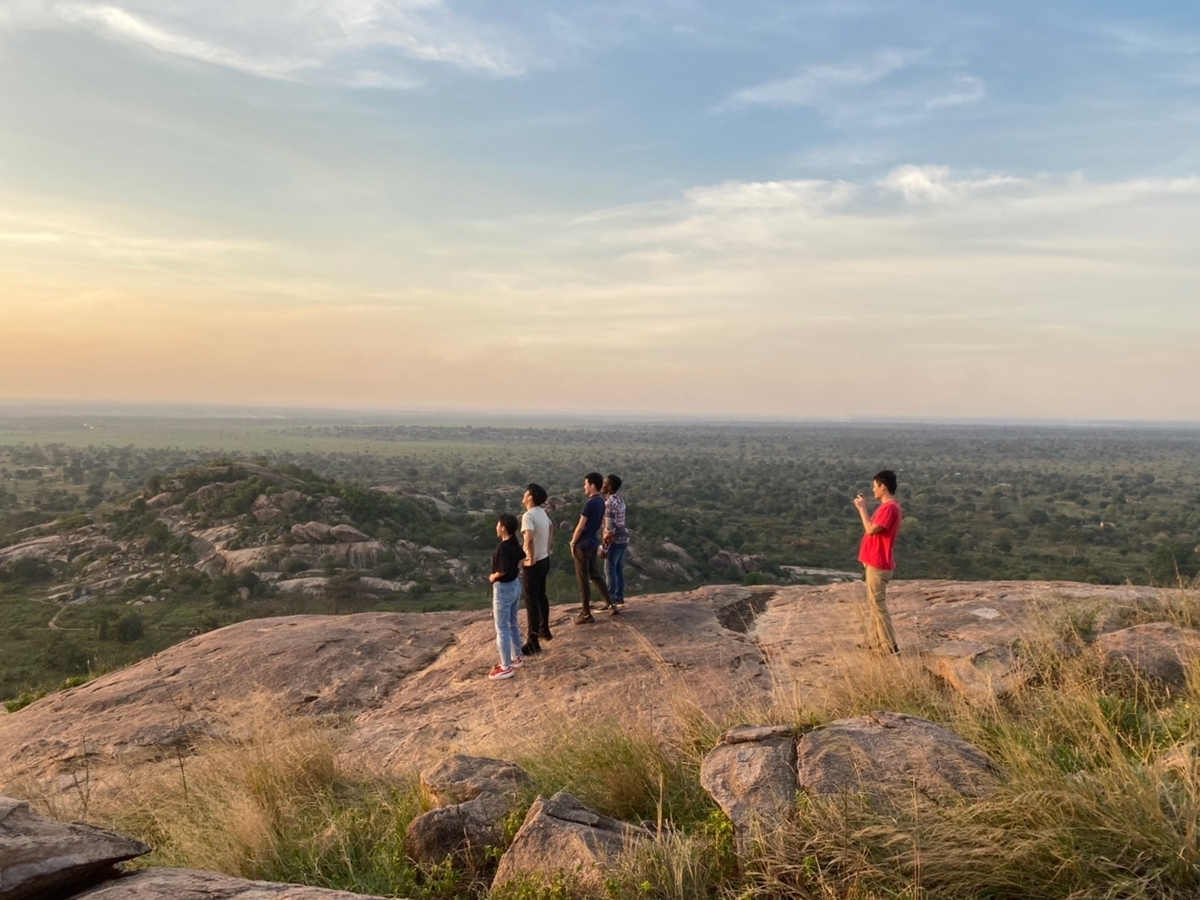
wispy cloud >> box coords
[717,46,986,127]
[879,164,1022,204]
[1098,23,1200,57]
[0,0,523,86]
[924,74,984,109]
[720,49,920,110]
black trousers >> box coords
[572,544,610,613]
[522,557,551,637]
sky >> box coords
[1,1,1198,420]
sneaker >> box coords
[609,605,620,616]
[538,627,553,641]
[511,656,524,668]
[487,665,514,680]
[575,612,595,624]
[521,641,541,656]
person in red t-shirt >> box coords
[853,469,903,654]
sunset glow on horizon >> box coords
[2,2,1198,420]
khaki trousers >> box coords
[863,565,898,652]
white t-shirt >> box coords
[521,505,553,562]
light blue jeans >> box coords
[606,542,628,603]
[493,578,523,668]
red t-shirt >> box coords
[858,500,902,571]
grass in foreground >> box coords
[56,593,1200,899]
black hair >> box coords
[526,483,548,506]
[604,474,623,492]
[873,470,898,494]
[498,513,519,536]
[585,472,603,490]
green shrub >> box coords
[115,613,145,644]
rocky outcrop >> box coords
[1094,622,1200,694]
[1,580,1188,814]
[0,795,149,900]
[404,755,531,869]
[700,714,1003,839]
[700,725,796,849]
[924,640,1030,702]
[492,793,651,894]
[290,522,336,544]
[420,754,531,811]
[274,577,415,596]
[795,711,1004,809]
[658,542,695,565]
[0,536,70,569]
[251,490,304,524]
[71,867,395,898]
[709,550,768,577]
[0,613,460,791]
[637,558,693,582]
[330,524,369,543]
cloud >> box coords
[718,47,986,128]
[0,0,523,85]
[61,4,317,79]
[878,165,1022,204]
[924,74,984,109]
[1099,23,1200,57]
[721,49,919,110]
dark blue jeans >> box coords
[606,543,628,603]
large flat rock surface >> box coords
[0,581,1172,801]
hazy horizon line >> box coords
[1,399,1199,430]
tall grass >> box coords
[96,702,477,899]
[72,592,1200,899]
[742,625,1200,900]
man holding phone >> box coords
[853,469,903,654]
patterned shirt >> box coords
[604,494,629,545]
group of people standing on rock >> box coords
[486,465,904,681]
[487,472,629,681]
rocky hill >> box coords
[0,461,814,617]
[0,577,1183,802]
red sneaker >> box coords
[488,665,514,680]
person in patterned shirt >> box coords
[601,474,630,608]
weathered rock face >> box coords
[1094,622,1200,693]
[405,755,532,869]
[291,522,336,544]
[637,558,693,582]
[1,580,1187,815]
[0,613,460,792]
[709,550,768,577]
[70,867,395,899]
[274,577,415,597]
[700,725,796,849]
[492,792,651,894]
[329,524,369,543]
[250,491,306,525]
[420,755,531,814]
[796,711,1004,809]
[0,536,70,569]
[924,640,1030,703]
[405,802,502,872]
[0,795,149,900]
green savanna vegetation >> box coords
[1,417,1198,706]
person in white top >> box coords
[520,483,555,655]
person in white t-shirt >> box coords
[520,483,554,655]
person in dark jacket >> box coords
[488,513,525,680]
[569,472,612,623]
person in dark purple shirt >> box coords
[568,472,612,623]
